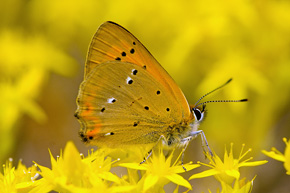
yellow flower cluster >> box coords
[0,141,268,193]
[0,159,39,193]
[190,144,267,193]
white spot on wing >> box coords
[126,76,132,84]
[104,132,111,136]
[107,97,116,103]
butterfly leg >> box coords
[180,138,192,171]
[140,149,153,164]
[140,135,167,165]
[191,130,213,156]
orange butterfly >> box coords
[75,21,247,158]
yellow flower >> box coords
[208,177,255,193]
[262,137,290,175]
[0,158,39,193]
[119,144,200,192]
[33,141,134,193]
[189,144,267,184]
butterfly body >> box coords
[75,21,206,149]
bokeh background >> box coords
[1,0,290,192]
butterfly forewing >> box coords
[85,21,191,118]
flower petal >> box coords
[283,138,290,175]
[166,173,192,189]
[98,171,121,183]
[119,163,148,170]
[239,160,268,167]
[189,169,220,180]
[262,150,285,162]
[170,164,200,173]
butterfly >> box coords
[75,21,247,157]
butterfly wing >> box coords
[76,21,194,147]
[76,61,193,147]
[84,21,191,118]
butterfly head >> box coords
[190,104,206,123]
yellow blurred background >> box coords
[0,0,290,192]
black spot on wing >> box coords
[132,69,138,75]
[74,112,79,119]
[133,121,140,127]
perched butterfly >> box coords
[75,21,247,158]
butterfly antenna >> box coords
[195,98,248,108]
[194,78,233,106]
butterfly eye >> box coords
[193,108,203,121]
